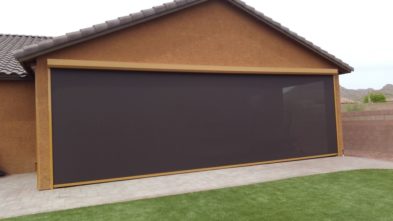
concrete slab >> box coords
[1,156,393,219]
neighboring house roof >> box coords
[0,34,51,80]
[13,0,354,74]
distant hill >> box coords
[340,84,393,102]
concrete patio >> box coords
[1,156,393,219]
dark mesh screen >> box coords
[51,68,337,185]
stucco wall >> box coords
[0,81,35,174]
[46,0,337,69]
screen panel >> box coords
[51,69,337,185]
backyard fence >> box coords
[342,110,393,161]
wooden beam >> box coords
[47,59,339,75]
[48,69,54,189]
[35,58,53,190]
[53,153,337,188]
[333,75,344,156]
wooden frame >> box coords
[48,69,54,189]
[333,75,344,156]
[47,59,339,75]
[38,58,341,190]
[34,71,41,189]
[35,58,53,190]
[53,153,337,188]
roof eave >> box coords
[0,73,34,81]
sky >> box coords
[1,0,392,89]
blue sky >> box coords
[1,0,392,89]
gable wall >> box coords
[42,0,337,69]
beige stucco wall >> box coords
[0,81,35,174]
[46,0,337,68]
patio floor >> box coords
[1,156,393,219]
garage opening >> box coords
[50,68,337,186]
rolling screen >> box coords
[51,68,337,185]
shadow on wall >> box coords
[342,110,393,162]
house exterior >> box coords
[1,0,353,190]
[0,34,51,174]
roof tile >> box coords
[106,19,121,28]
[154,5,167,13]
[39,39,55,48]
[22,44,38,54]
[93,23,108,32]
[118,15,133,24]
[52,35,68,44]
[80,27,96,36]
[0,34,51,80]
[232,0,246,7]
[141,8,155,17]
[66,31,83,40]
[174,0,189,6]
[164,2,177,10]
[131,12,144,20]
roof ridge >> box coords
[0,33,52,39]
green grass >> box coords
[4,169,393,221]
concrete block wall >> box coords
[342,110,393,161]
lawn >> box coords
[4,169,393,221]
